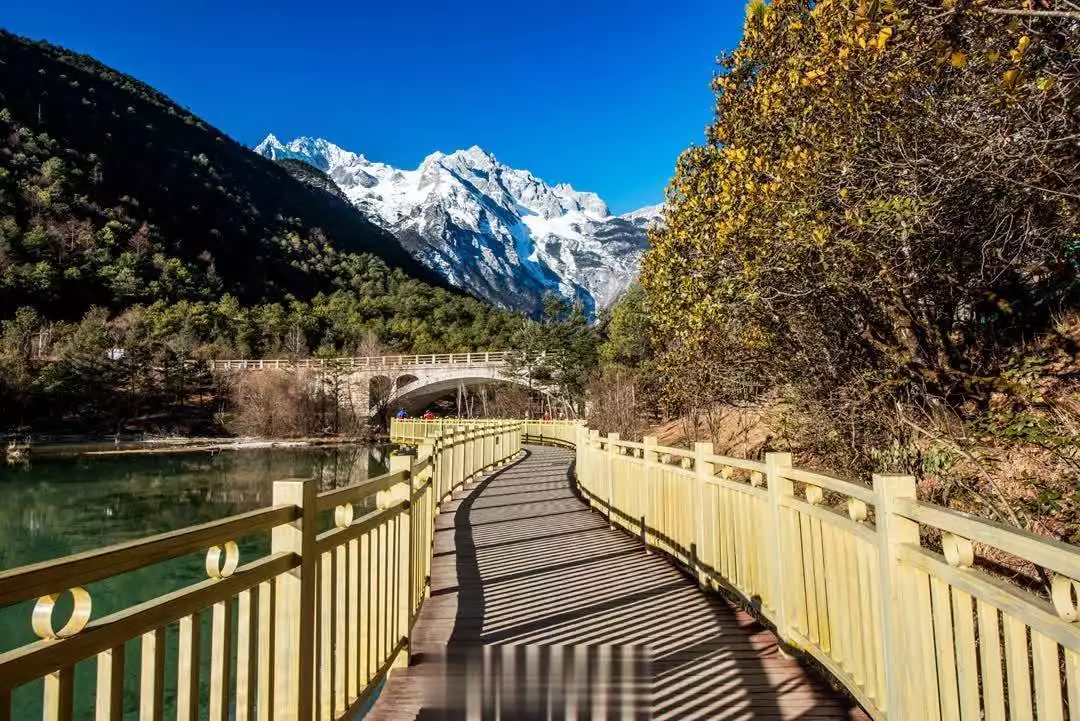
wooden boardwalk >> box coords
[368,445,870,720]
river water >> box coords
[0,444,390,719]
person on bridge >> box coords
[422,410,435,420]
[395,408,408,419]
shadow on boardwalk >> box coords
[368,445,868,720]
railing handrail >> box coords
[315,469,409,511]
[207,351,514,372]
[894,497,1080,580]
[0,552,298,690]
[0,504,299,609]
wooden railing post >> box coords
[606,433,620,528]
[432,438,442,501]
[484,427,493,470]
[587,430,600,508]
[388,452,410,477]
[271,478,317,721]
[443,434,454,498]
[420,441,438,517]
[484,425,491,466]
[642,436,658,552]
[575,425,586,486]
[874,473,921,721]
[473,428,482,476]
[461,428,471,482]
[468,428,479,480]
[465,428,474,480]
[454,427,466,489]
[387,453,412,671]
[693,442,713,587]
[442,435,451,499]
[445,433,456,494]
[765,452,793,644]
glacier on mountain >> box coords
[254,134,661,316]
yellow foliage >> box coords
[745,0,768,25]
[642,0,1074,382]
[876,27,894,50]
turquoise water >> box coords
[0,444,390,720]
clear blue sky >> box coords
[3,0,745,214]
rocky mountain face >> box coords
[255,135,661,316]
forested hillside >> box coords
[0,30,453,310]
[0,31,516,432]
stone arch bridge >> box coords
[209,351,542,416]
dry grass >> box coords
[651,402,781,460]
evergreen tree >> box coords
[505,294,598,416]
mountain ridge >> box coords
[255,134,660,315]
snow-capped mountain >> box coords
[254,134,661,315]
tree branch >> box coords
[986,7,1080,18]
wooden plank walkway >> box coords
[367,445,870,720]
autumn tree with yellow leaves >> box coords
[643,0,1078,494]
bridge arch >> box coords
[390,375,518,414]
[207,352,556,418]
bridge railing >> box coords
[0,421,523,721]
[209,352,511,372]
[391,418,541,443]
[506,420,1080,721]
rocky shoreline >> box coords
[4,434,386,461]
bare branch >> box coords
[985,7,1080,18]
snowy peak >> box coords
[255,134,658,315]
[254,134,362,171]
[452,145,496,166]
[621,202,664,221]
[620,203,664,229]
[254,133,283,154]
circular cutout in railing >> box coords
[32,587,92,639]
[335,503,355,528]
[1052,574,1080,622]
[941,532,974,569]
[206,541,240,579]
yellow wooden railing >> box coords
[9,415,1079,721]
[0,421,522,721]
[475,418,1079,721]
